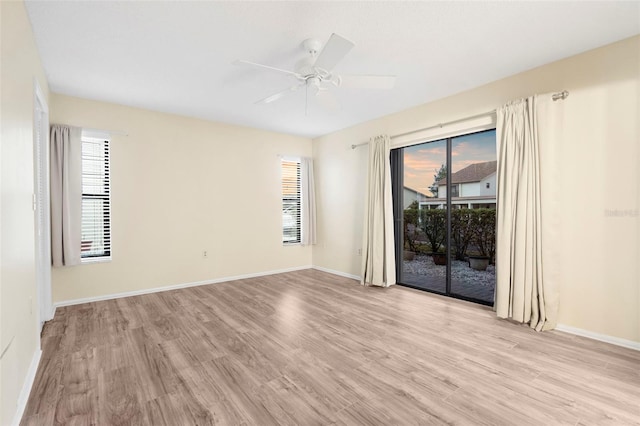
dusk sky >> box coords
[403,129,496,195]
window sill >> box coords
[283,243,301,247]
[81,256,112,265]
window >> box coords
[486,182,490,189]
[450,184,459,197]
[81,137,111,260]
[281,159,301,244]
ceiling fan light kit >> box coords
[234,33,397,111]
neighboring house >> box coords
[403,186,430,209]
[420,160,497,209]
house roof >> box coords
[438,161,497,185]
[403,186,429,198]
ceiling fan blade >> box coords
[233,60,301,78]
[339,74,396,89]
[313,33,354,72]
[255,83,304,105]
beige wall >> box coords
[0,1,50,424]
[313,36,640,343]
[51,95,312,303]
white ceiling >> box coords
[25,1,639,138]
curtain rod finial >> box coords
[552,90,569,101]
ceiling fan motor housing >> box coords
[297,39,335,86]
[295,56,316,77]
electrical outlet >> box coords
[203,250,208,258]
[357,248,362,256]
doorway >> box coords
[391,129,497,305]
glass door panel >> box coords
[400,139,447,294]
[449,131,497,304]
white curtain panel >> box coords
[300,157,317,246]
[361,135,396,287]
[495,95,562,331]
[50,124,82,267]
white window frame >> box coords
[81,134,112,263]
[281,157,301,245]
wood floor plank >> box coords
[97,366,145,425]
[22,269,640,425]
[22,355,64,416]
[52,348,98,425]
[178,362,249,425]
[332,399,429,426]
[124,327,185,403]
[20,410,55,426]
[262,375,338,425]
[144,391,215,426]
[198,356,281,425]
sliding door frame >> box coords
[392,131,495,307]
[390,149,404,278]
[445,136,452,296]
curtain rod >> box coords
[351,90,569,149]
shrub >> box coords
[418,209,446,253]
[414,243,431,255]
[403,204,496,263]
[451,209,474,261]
[403,201,419,252]
[469,209,496,263]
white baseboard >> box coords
[555,324,640,351]
[12,349,42,426]
[312,265,361,281]
[54,265,312,309]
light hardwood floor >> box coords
[22,269,640,425]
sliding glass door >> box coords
[392,129,497,305]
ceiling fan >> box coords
[233,33,396,112]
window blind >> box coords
[81,137,111,259]
[281,159,301,244]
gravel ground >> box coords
[403,254,495,288]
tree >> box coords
[428,164,447,197]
